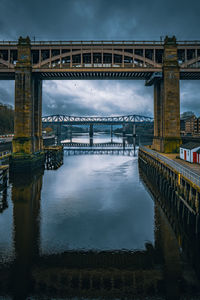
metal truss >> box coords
[64,149,137,156]
[42,114,153,125]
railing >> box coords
[64,149,136,156]
[0,151,11,166]
[62,142,134,148]
[42,114,153,124]
[1,40,200,46]
[140,146,200,187]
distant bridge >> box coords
[64,148,137,156]
[62,142,134,148]
[42,114,153,125]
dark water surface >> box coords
[0,143,200,299]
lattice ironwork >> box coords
[42,114,153,125]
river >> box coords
[0,133,200,299]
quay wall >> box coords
[139,147,200,235]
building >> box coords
[180,112,200,136]
[180,142,200,163]
[196,149,200,164]
[180,112,195,135]
[185,115,198,135]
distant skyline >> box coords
[0,0,200,116]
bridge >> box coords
[1,38,200,80]
[42,114,153,125]
[42,114,152,146]
[0,35,197,170]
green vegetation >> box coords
[0,103,14,134]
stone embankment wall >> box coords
[139,148,200,235]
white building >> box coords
[196,149,200,164]
[180,142,200,163]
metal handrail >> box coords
[62,142,134,148]
[140,146,200,187]
[0,40,200,46]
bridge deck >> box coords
[1,39,200,80]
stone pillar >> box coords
[161,36,181,153]
[133,122,136,151]
[11,37,44,172]
[110,125,113,143]
[56,123,62,145]
[122,123,126,148]
[152,36,181,153]
[89,124,93,147]
[89,124,94,138]
[12,37,34,154]
[33,78,43,151]
[152,80,163,151]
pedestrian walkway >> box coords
[140,146,200,187]
[162,153,200,176]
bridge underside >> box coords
[1,70,200,80]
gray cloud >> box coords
[0,0,199,116]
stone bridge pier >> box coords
[11,37,44,171]
[152,36,181,153]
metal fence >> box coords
[140,146,200,187]
[0,151,11,166]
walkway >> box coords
[162,153,200,176]
[140,146,200,187]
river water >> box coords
[0,133,200,299]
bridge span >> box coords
[1,35,195,170]
[42,114,151,146]
[42,114,153,125]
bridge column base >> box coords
[10,152,45,173]
[153,137,181,153]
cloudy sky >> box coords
[0,0,200,116]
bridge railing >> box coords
[140,146,200,187]
[42,114,153,124]
[0,151,11,166]
[64,149,136,156]
[62,142,134,148]
[1,40,200,46]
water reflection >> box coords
[0,151,200,299]
[11,170,43,299]
[62,132,123,144]
[40,156,154,254]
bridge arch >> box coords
[33,49,161,69]
[0,58,14,68]
[181,56,200,68]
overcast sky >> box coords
[0,0,200,116]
